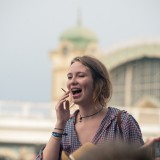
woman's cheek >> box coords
[66,81,70,90]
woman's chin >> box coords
[72,98,82,105]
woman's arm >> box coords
[43,128,63,160]
[41,91,70,160]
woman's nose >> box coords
[70,77,78,85]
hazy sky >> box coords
[0,0,160,102]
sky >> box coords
[0,0,160,103]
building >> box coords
[0,22,160,159]
[49,22,101,101]
[49,23,160,140]
[101,41,160,139]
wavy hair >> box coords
[71,56,112,107]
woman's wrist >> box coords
[53,127,63,134]
[54,122,66,130]
[52,132,67,138]
[52,125,68,139]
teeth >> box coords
[71,88,80,91]
[71,88,81,95]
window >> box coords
[110,58,160,107]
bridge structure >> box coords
[0,100,160,159]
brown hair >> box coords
[71,56,112,107]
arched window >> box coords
[110,58,160,107]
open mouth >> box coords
[71,88,82,95]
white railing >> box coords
[0,100,55,118]
[0,100,159,142]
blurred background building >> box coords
[0,21,159,160]
[49,22,160,141]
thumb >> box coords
[65,100,70,110]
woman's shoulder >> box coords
[108,106,127,115]
[108,106,131,120]
[109,106,140,126]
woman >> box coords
[36,55,144,160]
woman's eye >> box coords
[79,74,85,77]
[67,76,72,79]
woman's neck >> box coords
[78,103,102,117]
[76,104,107,123]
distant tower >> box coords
[49,15,100,101]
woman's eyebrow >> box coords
[67,71,86,76]
[67,73,72,76]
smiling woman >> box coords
[36,56,153,160]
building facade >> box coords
[0,23,160,159]
[49,23,102,101]
[49,24,160,140]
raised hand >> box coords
[55,90,70,128]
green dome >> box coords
[60,26,98,50]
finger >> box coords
[61,93,69,99]
[65,100,70,110]
[56,99,66,109]
[62,90,70,95]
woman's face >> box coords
[67,61,94,105]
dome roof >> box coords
[60,26,98,50]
